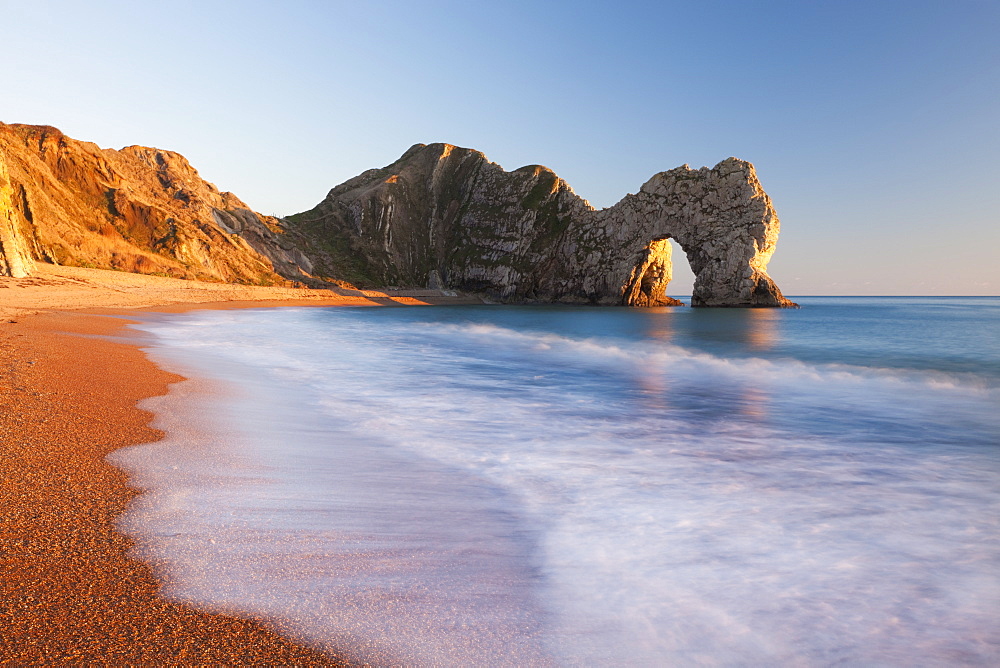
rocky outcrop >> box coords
[0,156,36,278]
[286,144,795,306]
[1,124,794,307]
[0,123,312,284]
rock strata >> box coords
[286,144,795,306]
[1,124,794,307]
[0,123,311,284]
[0,156,36,278]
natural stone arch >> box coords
[286,144,795,307]
[0,130,794,306]
[564,157,795,307]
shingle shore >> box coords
[0,310,347,664]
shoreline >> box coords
[0,263,484,321]
[0,265,477,663]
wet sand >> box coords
[0,265,478,663]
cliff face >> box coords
[286,143,794,306]
[0,123,312,284]
[1,125,794,307]
[0,155,36,278]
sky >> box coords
[4,0,998,295]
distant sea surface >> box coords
[113,297,1000,666]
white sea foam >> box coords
[113,305,1000,666]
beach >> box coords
[4,267,998,665]
[0,265,474,664]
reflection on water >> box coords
[641,308,676,344]
[745,308,779,351]
[641,306,780,355]
[637,308,776,415]
[115,300,1000,667]
[738,385,769,419]
[741,311,776,421]
[637,309,674,411]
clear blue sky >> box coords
[5,0,998,295]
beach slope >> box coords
[0,265,470,662]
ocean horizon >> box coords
[110,296,1000,666]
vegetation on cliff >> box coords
[1,124,794,307]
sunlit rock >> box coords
[0,122,311,285]
[0,124,794,307]
[0,156,35,277]
[287,144,796,307]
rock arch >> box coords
[289,145,795,307]
[562,157,795,307]
[0,126,795,307]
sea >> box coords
[109,296,1000,666]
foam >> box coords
[114,304,1000,665]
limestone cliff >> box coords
[0,156,36,278]
[286,144,795,307]
[1,124,794,307]
[0,123,312,284]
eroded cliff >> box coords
[1,125,794,307]
[286,143,795,307]
[0,123,312,284]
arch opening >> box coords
[666,238,695,300]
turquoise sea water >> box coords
[112,297,1000,666]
